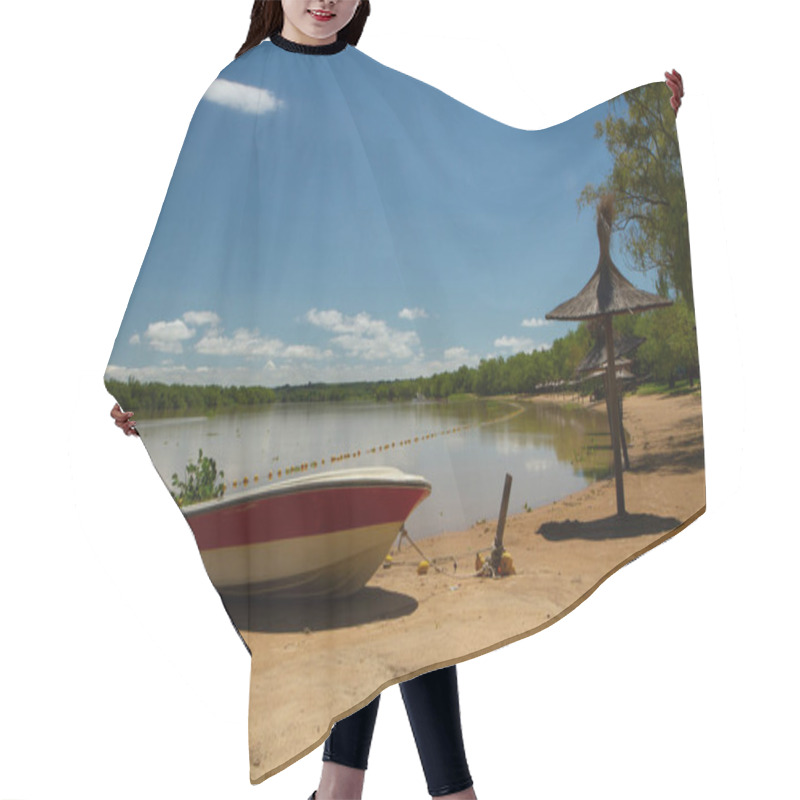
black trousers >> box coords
[323,664,473,797]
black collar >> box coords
[271,32,348,55]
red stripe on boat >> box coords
[186,485,427,551]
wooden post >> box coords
[491,473,513,570]
[618,392,630,470]
[604,372,614,435]
[604,316,626,515]
[604,365,629,471]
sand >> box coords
[237,390,705,783]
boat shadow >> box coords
[537,512,682,541]
[220,586,419,634]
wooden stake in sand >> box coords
[545,194,673,516]
[490,473,513,572]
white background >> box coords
[1,1,797,798]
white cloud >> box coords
[443,346,471,362]
[306,308,420,361]
[494,335,535,353]
[306,309,348,331]
[202,78,282,115]
[135,311,341,365]
[398,307,428,321]
[521,317,549,328]
[143,319,195,354]
[195,328,284,358]
[183,310,221,328]
[420,346,480,374]
[105,363,266,387]
[282,344,331,360]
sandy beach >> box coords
[232,390,705,783]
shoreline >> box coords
[238,390,705,783]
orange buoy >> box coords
[499,551,516,576]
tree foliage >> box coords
[104,378,276,416]
[635,299,700,386]
[613,298,699,387]
[579,84,694,308]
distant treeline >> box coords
[104,325,590,416]
[104,379,278,417]
[105,303,698,417]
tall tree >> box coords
[579,84,694,308]
[636,299,700,387]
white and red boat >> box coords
[183,467,431,599]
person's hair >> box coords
[236,1,371,58]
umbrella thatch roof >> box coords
[546,196,673,321]
[577,335,646,374]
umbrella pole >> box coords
[604,316,626,515]
[604,373,614,436]
[603,377,628,469]
[619,393,630,470]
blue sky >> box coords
[106,41,663,388]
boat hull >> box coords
[183,468,431,598]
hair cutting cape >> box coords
[105,35,705,784]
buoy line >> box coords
[222,421,474,491]
[478,401,526,427]
[222,399,526,491]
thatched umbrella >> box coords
[546,195,672,515]
[576,335,645,375]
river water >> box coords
[136,399,613,538]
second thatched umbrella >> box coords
[576,334,645,376]
[546,195,672,515]
[578,334,645,470]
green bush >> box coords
[170,449,226,508]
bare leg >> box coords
[314,764,475,799]
[315,761,366,800]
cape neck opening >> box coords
[270,32,348,55]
